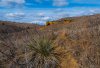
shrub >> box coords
[28,37,60,68]
[46,21,55,26]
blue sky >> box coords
[0,0,100,25]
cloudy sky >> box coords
[0,0,100,25]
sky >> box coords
[0,0,100,25]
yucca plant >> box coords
[28,37,60,68]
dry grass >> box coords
[0,14,100,68]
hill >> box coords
[0,21,40,33]
[0,14,100,68]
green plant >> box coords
[28,37,60,68]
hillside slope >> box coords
[0,21,40,33]
[0,14,100,68]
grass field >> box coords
[0,14,100,68]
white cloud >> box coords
[31,20,40,23]
[34,0,68,7]
[53,0,68,7]
[30,20,46,25]
[1,0,25,4]
[74,0,100,4]
[5,12,25,18]
[0,0,25,7]
[42,16,50,21]
[37,12,45,17]
[6,13,16,17]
